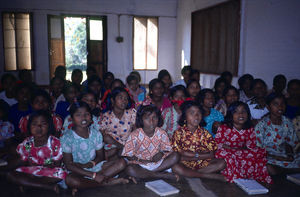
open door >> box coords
[48,15,65,79]
[47,15,107,81]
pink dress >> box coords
[16,135,66,179]
[215,124,272,183]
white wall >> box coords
[176,0,300,88]
[0,0,178,85]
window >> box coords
[3,13,33,71]
[191,0,240,75]
[133,17,158,70]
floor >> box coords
[1,174,299,197]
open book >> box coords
[145,180,179,196]
[287,173,300,185]
[234,179,269,195]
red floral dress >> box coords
[16,135,67,179]
[215,124,272,183]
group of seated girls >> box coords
[0,66,300,195]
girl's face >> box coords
[111,81,122,90]
[51,78,64,95]
[30,116,48,139]
[172,90,186,101]
[72,107,92,128]
[162,75,172,89]
[104,75,114,88]
[72,73,83,85]
[253,82,267,98]
[268,97,286,118]
[32,96,50,111]
[66,87,78,103]
[113,91,129,110]
[89,81,101,95]
[187,82,200,98]
[151,82,164,97]
[232,105,248,126]
[241,79,251,92]
[186,106,202,129]
[128,79,139,91]
[203,92,215,108]
[142,112,158,132]
[216,82,226,96]
[225,89,238,106]
[287,83,300,98]
[17,87,30,104]
[81,94,96,110]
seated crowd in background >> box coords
[0,65,299,195]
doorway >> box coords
[48,15,107,81]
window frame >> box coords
[2,12,34,71]
[132,16,159,71]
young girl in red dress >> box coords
[7,110,66,193]
[215,101,272,183]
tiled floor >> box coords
[0,174,299,197]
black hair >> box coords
[273,74,287,85]
[129,71,141,82]
[266,93,286,106]
[111,79,125,89]
[0,99,10,121]
[189,69,200,78]
[238,74,254,89]
[170,85,187,98]
[250,78,267,91]
[63,83,80,95]
[18,69,31,81]
[126,74,138,84]
[214,77,228,91]
[109,87,132,110]
[31,89,52,106]
[223,85,239,97]
[15,83,31,95]
[27,110,55,136]
[78,90,97,102]
[224,101,252,129]
[158,69,171,81]
[220,71,233,79]
[1,73,16,84]
[136,105,163,128]
[72,69,83,77]
[287,79,300,89]
[181,65,192,75]
[87,75,102,86]
[196,88,214,104]
[103,72,115,80]
[187,79,201,89]
[55,66,66,74]
[149,78,164,97]
[50,76,64,86]
[178,101,206,127]
[69,101,92,118]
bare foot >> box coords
[162,172,179,181]
[72,188,78,196]
[19,186,24,193]
[103,178,129,185]
[129,176,138,184]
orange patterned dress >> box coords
[172,126,217,169]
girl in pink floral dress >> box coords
[215,101,272,183]
[7,110,66,193]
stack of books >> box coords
[145,180,179,196]
[234,179,269,195]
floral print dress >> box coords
[172,126,216,170]
[16,135,66,179]
[215,124,272,183]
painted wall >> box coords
[0,0,177,85]
[176,0,300,88]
